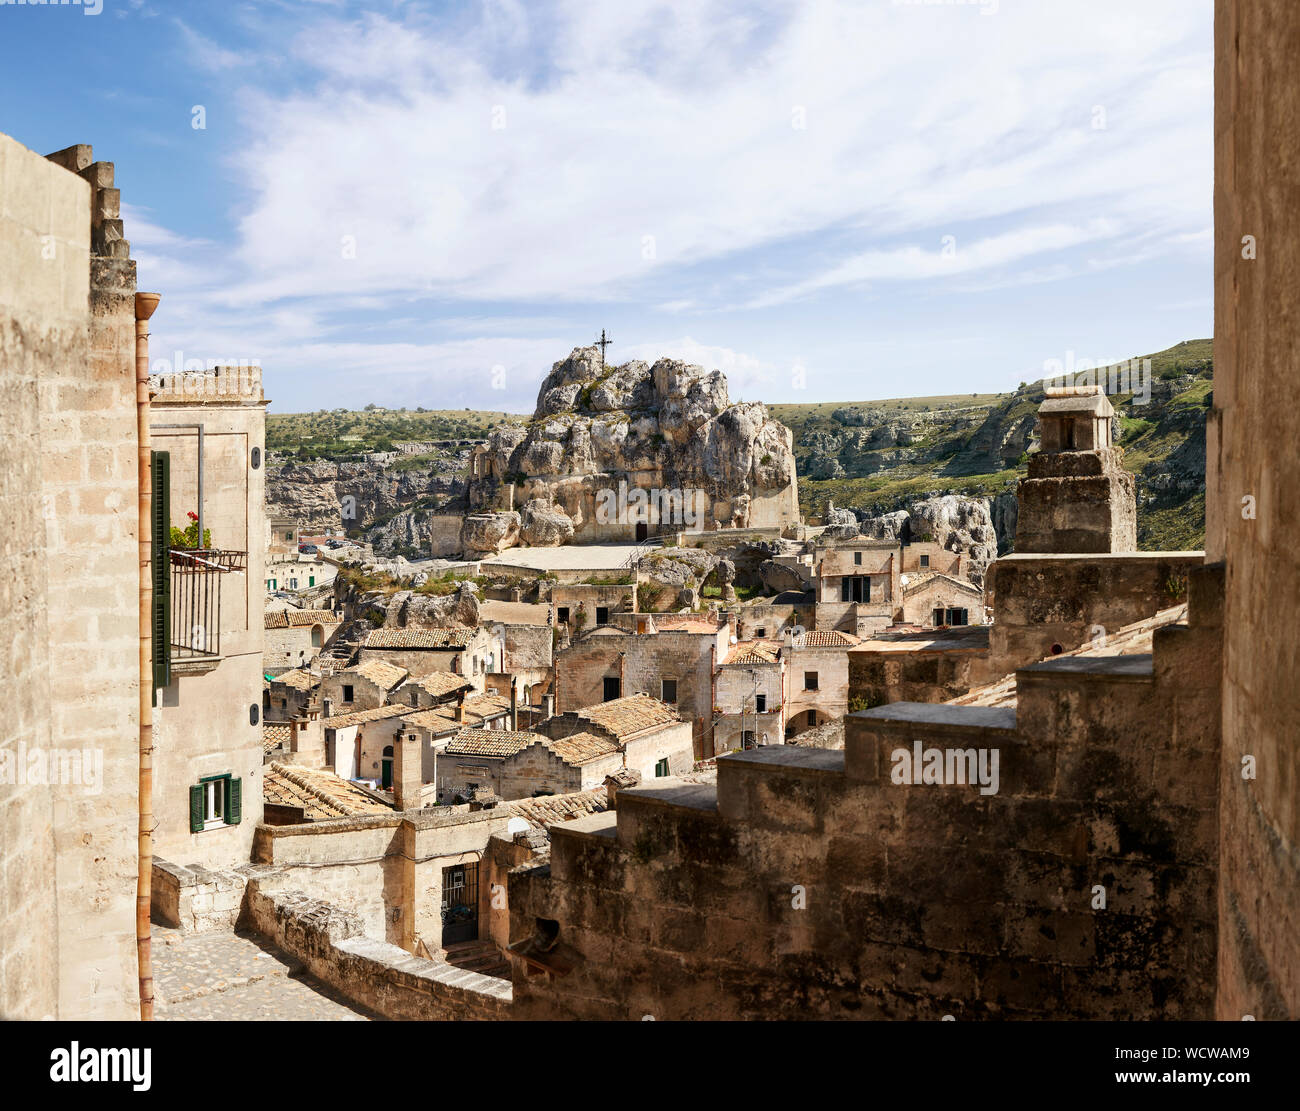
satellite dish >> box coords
[730,635,738,645]
[900,574,910,586]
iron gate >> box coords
[440,862,479,946]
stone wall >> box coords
[0,133,86,1019]
[244,880,510,1020]
[23,140,141,1020]
[849,631,997,710]
[510,581,1221,1019]
[985,552,1203,674]
[1208,0,1300,1020]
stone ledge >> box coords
[1019,653,1154,680]
[850,704,1018,731]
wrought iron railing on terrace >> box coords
[169,549,245,659]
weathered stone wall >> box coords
[30,141,141,1020]
[555,631,720,757]
[848,636,996,710]
[1209,0,1300,1020]
[0,133,86,1019]
[986,552,1203,674]
[1014,449,1137,554]
[510,595,1220,1019]
[783,645,853,735]
[244,881,511,1019]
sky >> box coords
[0,0,1213,414]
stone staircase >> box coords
[443,939,512,981]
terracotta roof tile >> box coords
[264,762,394,820]
[721,641,781,666]
[364,627,476,649]
[401,672,473,700]
[322,704,411,729]
[507,788,610,830]
[340,659,408,689]
[272,669,319,691]
[444,727,538,759]
[573,693,679,738]
[262,723,291,754]
[538,731,620,765]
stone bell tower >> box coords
[1014,385,1137,553]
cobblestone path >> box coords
[152,926,379,1020]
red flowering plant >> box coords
[170,511,211,549]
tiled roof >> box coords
[573,693,679,738]
[464,692,511,717]
[507,788,610,830]
[722,641,781,666]
[364,627,476,649]
[340,659,408,690]
[444,727,538,759]
[401,672,473,700]
[272,668,319,691]
[398,707,462,733]
[264,609,342,629]
[539,731,620,765]
[321,704,411,729]
[264,762,394,820]
[262,722,291,754]
[798,629,861,647]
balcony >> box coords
[169,549,245,674]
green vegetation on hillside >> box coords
[267,408,524,460]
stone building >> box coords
[1,135,144,1019]
[435,728,622,803]
[358,625,499,690]
[265,667,320,721]
[812,541,900,635]
[533,694,695,782]
[900,571,985,627]
[1014,386,1137,554]
[713,641,785,753]
[554,614,731,758]
[781,629,860,737]
[320,659,409,714]
[263,607,344,672]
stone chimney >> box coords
[393,730,422,810]
[604,768,641,809]
[509,683,518,731]
[1015,386,1137,554]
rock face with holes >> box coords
[467,346,800,547]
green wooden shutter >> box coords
[226,777,242,825]
[189,783,205,833]
[151,450,171,693]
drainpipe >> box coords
[134,290,161,1021]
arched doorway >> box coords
[784,709,821,740]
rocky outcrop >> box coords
[460,512,520,557]
[469,347,800,545]
[266,450,470,558]
[519,499,575,547]
[843,494,999,587]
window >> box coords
[934,608,946,626]
[755,627,766,638]
[557,606,570,624]
[920,554,930,569]
[410,690,420,707]
[309,576,315,587]
[150,450,171,691]
[654,758,670,777]
[189,775,241,833]
[756,694,766,713]
[804,671,819,691]
[310,625,323,648]
[661,678,678,704]
[841,577,870,603]
[947,608,969,626]
[342,684,354,703]
[854,551,862,565]
[595,606,609,625]
[603,676,621,701]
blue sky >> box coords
[0,0,1212,414]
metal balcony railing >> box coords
[170,549,245,658]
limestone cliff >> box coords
[468,346,800,547]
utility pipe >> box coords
[134,290,160,1021]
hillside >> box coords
[267,407,521,461]
[771,338,1213,551]
[265,339,1213,555]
